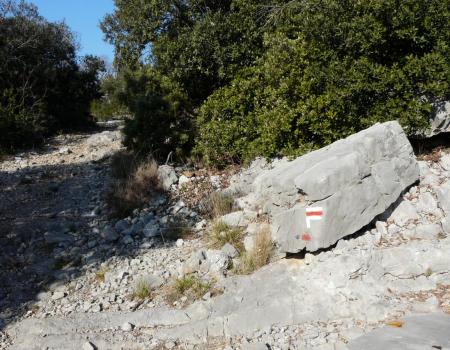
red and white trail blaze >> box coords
[305,206,323,229]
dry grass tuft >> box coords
[95,266,110,283]
[201,192,234,219]
[131,278,153,300]
[207,220,243,251]
[235,227,274,275]
[107,156,162,217]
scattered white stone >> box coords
[52,291,65,300]
[176,239,184,248]
[121,322,134,332]
[178,175,190,186]
[82,341,96,350]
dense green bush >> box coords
[103,0,450,166]
[101,0,272,157]
[90,73,129,121]
[0,0,104,150]
[196,0,450,165]
[119,69,193,159]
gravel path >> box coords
[2,125,450,350]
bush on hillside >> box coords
[196,0,450,166]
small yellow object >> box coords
[386,320,404,328]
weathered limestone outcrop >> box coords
[238,121,420,253]
[426,101,450,137]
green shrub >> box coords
[119,69,193,160]
[195,0,450,166]
[90,73,129,121]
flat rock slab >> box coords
[247,121,419,252]
[348,313,450,350]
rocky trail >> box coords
[1,123,450,350]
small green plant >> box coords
[166,275,212,304]
[95,266,110,283]
[235,227,274,275]
[131,278,152,300]
[425,267,433,277]
[207,220,243,251]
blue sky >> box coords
[31,0,115,63]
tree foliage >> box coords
[196,0,450,165]
[102,0,450,166]
[0,0,104,150]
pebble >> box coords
[82,341,96,350]
[121,322,134,332]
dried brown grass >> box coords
[235,226,274,275]
[107,155,162,217]
[201,192,234,219]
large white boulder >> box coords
[241,121,419,253]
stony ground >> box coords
[1,125,450,350]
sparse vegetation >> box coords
[207,220,243,251]
[95,266,110,283]
[131,278,153,300]
[202,192,234,219]
[235,227,274,275]
[107,157,162,217]
[166,275,214,304]
[425,267,433,277]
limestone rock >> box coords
[143,223,159,238]
[241,121,419,252]
[82,341,96,350]
[204,250,230,277]
[390,201,419,227]
[219,211,256,227]
[441,153,450,171]
[178,175,190,186]
[221,243,238,258]
[121,322,134,332]
[426,101,450,137]
[436,180,450,213]
[158,165,177,190]
[348,313,450,350]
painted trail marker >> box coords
[305,207,323,228]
